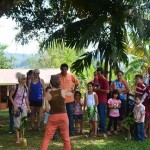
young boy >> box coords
[133,97,145,141]
[135,75,146,99]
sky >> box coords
[0,16,39,54]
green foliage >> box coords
[122,113,135,128]
[27,44,83,68]
[4,0,150,80]
[0,44,15,69]
[75,66,95,96]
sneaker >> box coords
[107,131,112,136]
[70,131,75,136]
[99,132,106,137]
[0,124,4,128]
[80,130,84,135]
[114,131,118,135]
[28,126,34,131]
[9,131,13,134]
[36,127,41,131]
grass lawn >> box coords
[0,111,150,150]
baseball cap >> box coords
[33,69,40,74]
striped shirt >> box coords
[135,83,146,98]
[58,73,79,103]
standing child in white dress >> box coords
[84,82,98,137]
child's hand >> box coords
[28,107,31,113]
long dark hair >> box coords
[74,91,81,98]
[112,90,120,100]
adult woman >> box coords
[112,71,130,129]
[9,73,30,144]
[26,70,33,88]
[41,75,71,150]
[28,69,45,130]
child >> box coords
[84,82,98,137]
[74,91,84,134]
[133,97,145,141]
[141,86,150,137]
[135,75,146,99]
[107,90,121,135]
[43,86,51,126]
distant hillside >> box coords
[5,52,34,68]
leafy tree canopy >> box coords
[0,0,23,17]
[27,44,84,68]
[4,0,150,77]
[0,44,15,68]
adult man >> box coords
[58,63,79,136]
[95,67,109,136]
[28,69,45,131]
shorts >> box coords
[73,114,83,120]
[44,112,50,124]
[14,109,27,129]
[30,101,42,107]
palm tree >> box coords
[5,0,150,80]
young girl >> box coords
[84,82,98,137]
[107,90,121,135]
[74,91,84,134]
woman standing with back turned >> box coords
[41,75,71,150]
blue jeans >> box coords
[9,108,14,132]
[66,101,75,134]
[97,103,106,133]
[134,122,145,141]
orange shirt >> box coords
[58,73,79,103]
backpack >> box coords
[8,84,27,108]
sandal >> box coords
[36,127,41,131]
[28,127,34,131]
[16,141,20,144]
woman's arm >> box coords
[45,92,51,112]
[83,94,86,112]
[9,86,18,111]
[41,79,45,98]
[25,96,30,112]
[94,93,98,107]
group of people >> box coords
[6,64,150,150]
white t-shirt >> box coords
[86,92,96,107]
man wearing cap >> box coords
[28,69,45,131]
[58,63,79,136]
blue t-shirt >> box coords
[114,80,127,101]
[29,80,43,101]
